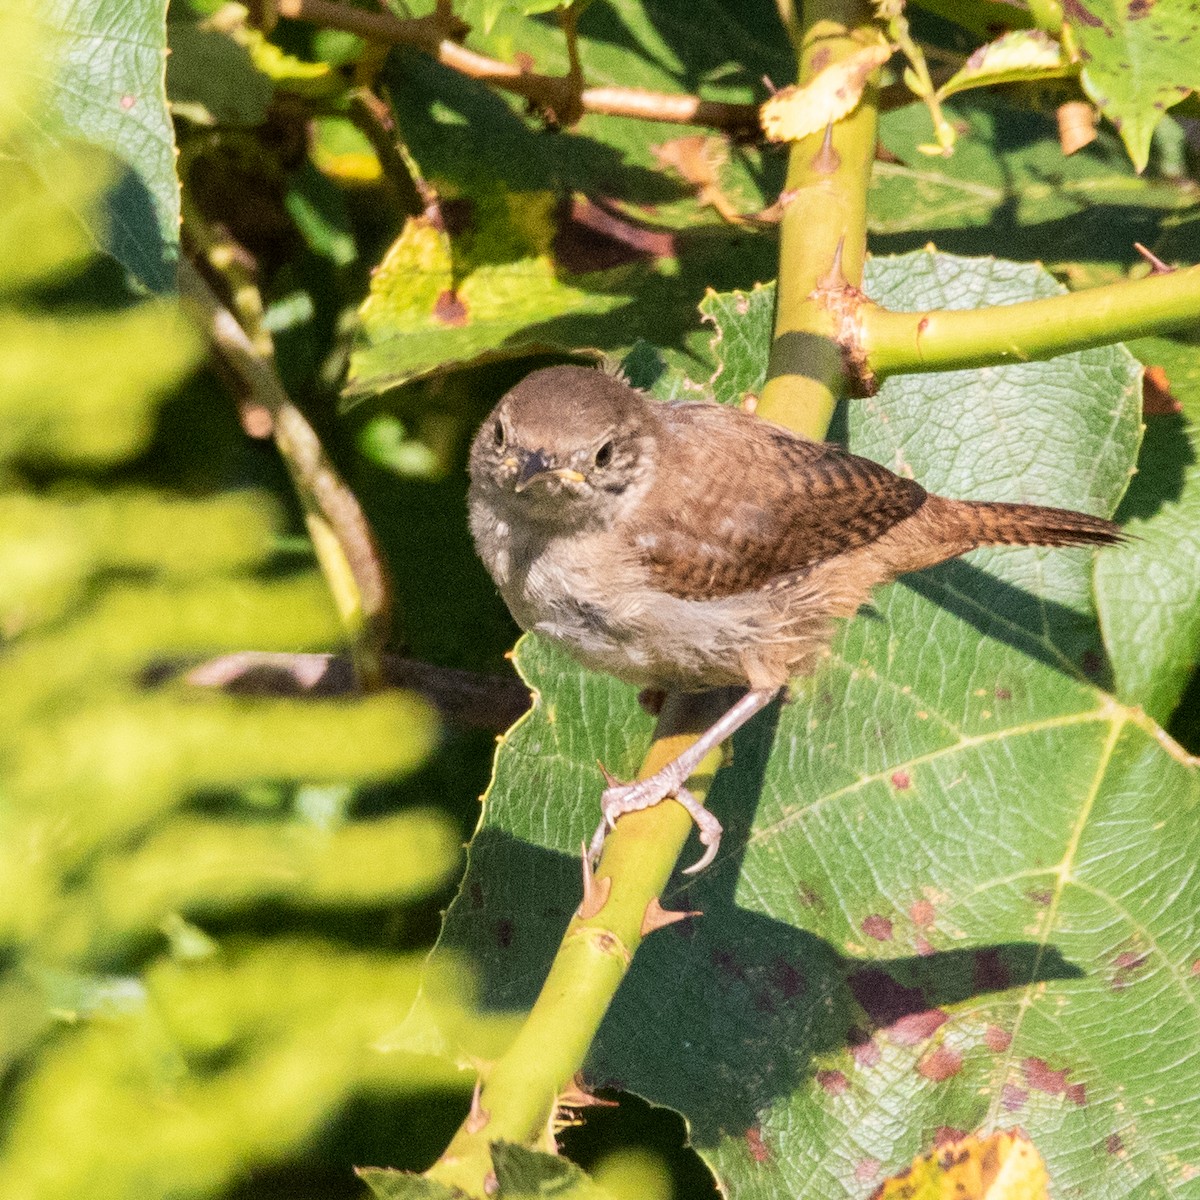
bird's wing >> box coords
[636,403,928,600]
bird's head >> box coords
[468,365,658,526]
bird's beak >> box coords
[513,450,585,492]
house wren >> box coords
[468,365,1121,871]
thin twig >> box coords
[178,258,393,689]
[178,651,531,731]
[275,0,761,134]
[346,87,427,216]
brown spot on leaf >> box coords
[1115,950,1149,970]
[1024,1056,1085,1104]
[917,1046,963,1081]
[434,290,468,325]
[1191,958,1200,976]
[1026,888,1054,907]
[891,770,911,790]
[973,948,1010,991]
[1127,0,1152,17]
[711,946,745,983]
[852,1036,881,1068]
[1106,1132,1124,1155]
[1001,1084,1027,1111]
[650,136,751,223]
[494,917,514,948]
[910,899,935,927]
[1082,649,1103,676]
[862,915,894,941]
[995,687,1012,701]
[850,968,927,1027]
[811,46,832,72]
[1063,0,1106,27]
[1024,1057,1068,1093]
[985,1025,1012,1053]
[888,1009,949,1045]
[855,1158,881,1183]
[768,957,807,998]
[745,1126,770,1163]
[1112,949,1150,990]
[797,882,826,911]
[817,1069,849,1095]
[753,988,778,1015]
[915,936,936,957]
[933,1126,968,1147]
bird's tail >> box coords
[947,498,1123,550]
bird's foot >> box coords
[588,764,723,875]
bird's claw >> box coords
[588,765,723,874]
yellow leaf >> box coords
[874,1131,1050,1200]
[760,39,893,143]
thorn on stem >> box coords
[577,842,613,919]
[465,1077,491,1133]
[812,121,840,174]
[816,235,848,291]
[641,895,701,936]
[1134,242,1174,275]
[558,1073,620,1111]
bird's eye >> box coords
[492,421,505,449]
[593,440,614,468]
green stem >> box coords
[860,262,1200,378]
[887,6,956,153]
[759,0,879,440]
[427,692,730,1194]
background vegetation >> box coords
[4,0,1200,1197]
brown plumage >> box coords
[467,365,1122,869]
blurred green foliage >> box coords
[0,8,485,1199]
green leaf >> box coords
[430,256,1200,1198]
[1095,335,1200,723]
[31,0,180,291]
[345,194,628,395]
[1066,0,1200,172]
[871,97,1193,258]
[358,1167,466,1199]
[936,29,1072,101]
[490,1142,615,1198]
[699,284,776,405]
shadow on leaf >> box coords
[440,817,1082,1147]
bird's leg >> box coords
[590,687,780,873]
